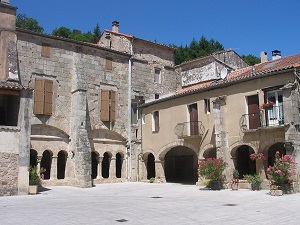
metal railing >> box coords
[240,105,284,132]
[174,121,205,139]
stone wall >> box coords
[0,152,18,196]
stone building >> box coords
[0,1,179,195]
[141,50,300,190]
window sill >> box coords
[0,125,20,131]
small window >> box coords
[131,102,138,124]
[100,89,116,123]
[154,69,161,83]
[34,79,53,116]
[204,99,210,114]
[0,90,20,126]
[106,57,113,70]
[152,111,159,132]
[155,94,159,99]
[41,43,51,58]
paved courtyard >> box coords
[1,182,300,225]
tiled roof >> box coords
[0,79,29,90]
[176,80,214,94]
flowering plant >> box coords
[244,174,263,185]
[29,166,46,185]
[250,152,266,161]
[232,169,239,184]
[266,151,297,184]
[198,158,228,181]
[261,101,274,109]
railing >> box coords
[240,105,284,132]
[174,121,205,139]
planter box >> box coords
[28,185,38,195]
[270,190,283,196]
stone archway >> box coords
[57,150,67,179]
[40,150,53,180]
[102,152,111,178]
[116,153,123,178]
[203,147,217,159]
[164,146,198,184]
[91,151,99,179]
[268,142,286,167]
[30,149,38,167]
[234,145,256,178]
[146,153,156,180]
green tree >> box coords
[52,26,72,38]
[241,54,260,66]
[92,23,101,43]
[52,27,93,42]
[16,14,44,33]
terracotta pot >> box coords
[28,185,38,195]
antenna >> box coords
[220,68,227,79]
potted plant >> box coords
[231,169,239,191]
[270,184,283,196]
[198,158,227,190]
[244,174,262,191]
[28,166,45,195]
[261,101,274,110]
[266,151,297,194]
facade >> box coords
[141,51,300,190]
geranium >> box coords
[260,101,274,109]
[250,152,266,161]
[266,151,297,184]
[198,158,228,181]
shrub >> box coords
[198,158,227,181]
[244,174,262,185]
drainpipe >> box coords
[127,38,133,181]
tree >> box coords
[52,27,93,42]
[92,23,101,43]
[16,14,44,33]
[52,26,72,39]
[241,54,260,66]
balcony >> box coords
[174,121,205,139]
[240,105,284,132]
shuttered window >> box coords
[41,44,51,58]
[100,90,116,122]
[106,57,112,70]
[152,111,159,132]
[34,79,53,115]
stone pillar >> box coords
[256,159,266,180]
[97,157,103,179]
[121,158,126,179]
[155,160,166,182]
[18,90,33,195]
[109,157,116,179]
[212,96,231,179]
[51,156,58,180]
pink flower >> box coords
[276,151,280,154]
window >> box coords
[188,103,198,135]
[204,98,210,114]
[152,111,159,132]
[155,94,159,99]
[41,43,51,58]
[34,79,53,116]
[154,69,161,83]
[0,90,20,126]
[100,90,116,122]
[265,90,283,126]
[131,102,138,124]
[106,57,112,70]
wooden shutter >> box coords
[41,44,51,58]
[106,57,112,70]
[44,80,53,116]
[189,104,199,135]
[248,95,260,129]
[110,91,116,122]
[34,79,45,114]
[101,90,110,121]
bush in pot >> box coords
[244,174,262,191]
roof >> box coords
[103,30,176,50]
[142,53,300,107]
[0,79,30,90]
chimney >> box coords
[260,51,268,63]
[112,21,119,33]
[272,50,281,60]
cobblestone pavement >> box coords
[1,182,300,225]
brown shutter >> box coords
[34,79,45,114]
[44,80,53,116]
[106,57,112,70]
[101,90,110,121]
[41,44,51,58]
[110,90,116,122]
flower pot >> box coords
[251,184,260,191]
[280,184,293,194]
[231,183,238,191]
[270,190,283,196]
[210,180,223,190]
[28,185,38,195]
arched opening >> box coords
[40,150,52,180]
[102,152,110,178]
[30,149,38,167]
[268,142,286,167]
[57,151,67,179]
[235,145,256,178]
[91,152,98,179]
[146,153,155,180]
[164,146,198,184]
[203,148,217,159]
[116,153,122,178]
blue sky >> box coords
[10,0,300,58]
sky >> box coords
[10,0,300,58]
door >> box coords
[189,103,198,135]
[247,95,260,129]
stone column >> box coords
[256,159,266,180]
[109,157,116,179]
[155,160,166,182]
[97,157,103,179]
[51,156,58,180]
[121,158,126,179]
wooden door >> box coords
[247,95,259,129]
[189,104,198,135]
